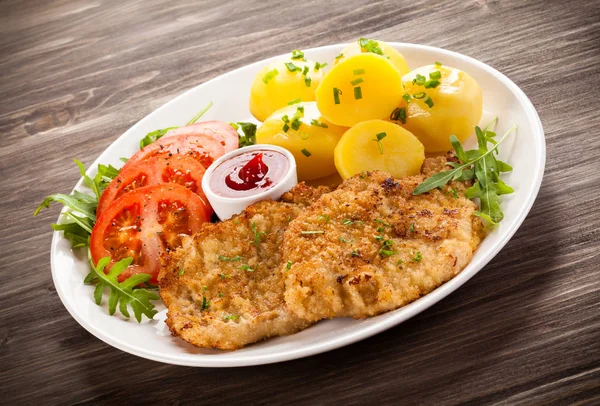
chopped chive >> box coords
[202,286,208,291]
[424,79,440,89]
[302,66,309,76]
[358,38,384,55]
[333,87,341,104]
[350,77,364,86]
[282,114,290,123]
[390,107,406,124]
[288,98,301,105]
[223,314,239,321]
[424,96,434,108]
[304,76,312,87]
[291,118,302,131]
[375,132,387,141]
[238,264,254,272]
[409,223,415,233]
[295,105,304,116]
[262,69,279,84]
[200,296,210,311]
[284,62,301,72]
[375,219,391,227]
[353,86,363,100]
[299,132,310,140]
[402,93,412,103]
[301,148,311,157]
[310,119,328,128]
[435,61,442,68]
[429,71,442,80]
[220,273,232,279]
[339,237,353,243]
[291,49,305,60]
[412,251,423,262]
[314,62,328,70]
[373,132,386,154]
[318,214,330,223]
[285,260,293,271]
[413,74,427,85]
[353,68,366,75]
[178,268,185,276]
[218,255,243,262]
[413,92,426,99]
[282,123,290,132]
[301,230,324,235]
[397,259,404,266]
[335,52,344,59]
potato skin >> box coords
[334,119,424,179]
[335,40,410,76]
[316,53,404,127]
[256,102,347,181]
[395,65,483,152]
[249,59,323,122]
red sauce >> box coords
[210,150,289,198]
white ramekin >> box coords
[201,144,298,220]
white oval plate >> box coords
[51,43,545,367]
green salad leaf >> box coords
[139,101,213,149]
[413,119,516,224]
[85,254,158,322]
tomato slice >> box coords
[97,154,209,217]
[90,184,210,284]
[164,121,239,153]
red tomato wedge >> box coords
[96,154,209,217]
[90,184,211,284]
[163,121,239,153]
[123,121,239,172]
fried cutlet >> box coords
[282,156,484,321]
[158,183,329,350]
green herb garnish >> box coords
[285,62,301,73]
[301,148,311,157]
[413,119,516,224]
[335,52,344,59]
[291,50,305,60]
[285,261,293,271]
[350,78,364,86]
[314,62,328,70]
[178,268,185,276]
[218,255,243,262]
[424,96,434,108]
[353,87,363,100]
[353,68,366,75]
[318,214,330,223]
[411,251,423,262]
[358,38,383,55]
[200,297,210,311]
[372,132,387,154]
[86,255,158,322]
[263,69,279,84]
[378,239,397,257]
[288,98,302,105]
[238,264,254,272]
[413,92,426,99]
[402,93,412,103]
[390,107,407,124]
[301,230,324,235]
[333,87,341,104]
[224,314,239,321]
[429,71,442,80]
[310,119,328,128]
[251,222,265,246]
[230,122,257,147]
[339,237,353,243]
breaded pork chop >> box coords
[158,183,329,349]
[282,156,484,321]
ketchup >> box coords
[225,153,272,191]
[209,150,289,198]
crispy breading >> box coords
[158,183,330,350]
[282,156,484,321]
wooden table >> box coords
[2,0,599,403]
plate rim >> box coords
[50,42,546,367]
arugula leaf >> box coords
[86,255,158,322]
[139,127,178,149]
[231,122,257,148]
[139,101,213,149]
[414,121,517,224]
[34,191,97,221]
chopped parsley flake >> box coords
[378,239,396,257]
[251,222,266,246]
[285,260,292,271]
[412,251,423,262]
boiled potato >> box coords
[316,53,403,127]
[249,55,324,122]
[334,119,424,179]
[256,102,347,181]
[335,38,410,76]
[394,64,483,152]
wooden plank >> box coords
[1,0,599,403]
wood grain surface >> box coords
[2,0,600,404]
